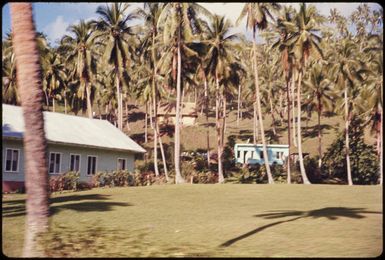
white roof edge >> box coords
[235,143,289,147]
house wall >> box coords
[157,115,196,126]
[2,139,137,189]
[234,145,289,165]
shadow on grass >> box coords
[2,194,131,218]
[219,207,381,248]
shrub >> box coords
[49,172,80,192]
[321,118,379,185]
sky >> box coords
[2,2,383,45]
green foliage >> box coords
[321,118,379,184]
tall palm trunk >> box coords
[115,68,123,130]
[152,34,159,177]
[268,90,277,136]
[64,89,67,114]
[291,72,297,147]
[237,83,241,127]
[157,124,169,181]
[252,38,273,184]
[286,79,291,184]
[317,98,322,168]
[11,3,49,257]
[52,97,55,112]
[145,101,148,143]
[204,73,210,167]
[85,81,93,118]
[174,21,184,184]
[216,72,224,183]
[344,86,353,185]
[380,108,384,185]
[297,71,311,184]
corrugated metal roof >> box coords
[2,104,146,153]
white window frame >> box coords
[86,155,98,176]
[117,158,127,171]
[4,148,20,173]
[48,152,62,174]
[69,153,81,172]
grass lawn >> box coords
[2,184,382,257]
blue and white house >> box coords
[234,143,289,165]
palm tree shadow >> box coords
[219,207,381,248]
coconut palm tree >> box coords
[157,3,211,183]
[237,3,281,184]
[93,3,139,129]
[281,3,325,184]
[10,3,49,257]
[303,60,334,167]
[60,20,99,118]
[330,38,367,185]
[204,14,241,183]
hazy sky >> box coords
[2,2,382,45]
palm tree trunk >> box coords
[174,27,184,184]
[297,71,311,184]
[291,72,297,147]
[115,68,122,130]
[237,84,241,127]
[204,74,210,167]
[216,72,224,183]
[286,79,291,184]
[152,34,159,177]
[380,109,384,185]
[317,100,322,168]
[52,97,55,112]
[85,81,93,118]
[253,38,273,184]
[64,89,67,114]
[157,125,169,181]
[11,3,49,257]
[344,87,353,185]
[145,101,148,144]
[268,91,277,136]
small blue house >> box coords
[234,143,289,165]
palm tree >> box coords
[93,3,139,130]
[237,3,281,184]
[157,3,210,183]
[204,14,240,183]
[60,20,98,118]
[41,51,67,112]
[330,38,366,185]
[10,3,49,257]
[303,60,334,167]
[281,3,325,184]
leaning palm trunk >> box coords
[252,39,273,184]
[11,3,50,257]
[344,87,353,185]
[297,71,311,184]
[286,79,291,184]
[85,81,93,118]
[152,34,159,177]
[157,124,169,181]
[174,32,184,184]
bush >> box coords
[321,118,379,185]
[49,172,80,192]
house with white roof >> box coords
[234,143,289,166]
[2,104,146,192]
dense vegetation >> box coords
[2,3,383,185]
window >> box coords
[260,151,264,159]
[49,152,61,174]
[237,151,241,159]
[5,148,19,172]
[70,154,81,172]
[117,158,126,171]
[87,156,97,175]
[250,151,254,159]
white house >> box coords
[157,102,198,126]
[234,143,289,166]
[2,104,146,192]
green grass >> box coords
[2,184,382,257]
